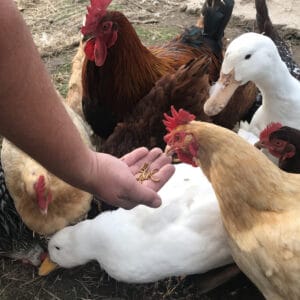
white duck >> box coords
[204,32,300,137]
[39,163,233,283]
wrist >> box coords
[74,149,101,195]
[78,151,116,197]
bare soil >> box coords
[1,0,299,299]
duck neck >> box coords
[72,219,102,262]
[74,213,125,269]
[255,59,299,107]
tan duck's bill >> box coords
[38,255,58,276]
[204,70,241,116]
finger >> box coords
[130,148,163,174]
[120,147,148,166]
[104,196,137,210]
[115,189,161,209]
[117,200,137,210]
[128,181,162,208]
[142,164,175,192]
[148,152,172,171]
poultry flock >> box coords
[1,0,300,298]
[67,0,257,156]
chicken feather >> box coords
[1,103,93,235]
[165,108,300,300]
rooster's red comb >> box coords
[163,106,196,132]
[259,122,283,141]
[81,0,112,35]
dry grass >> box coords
[0,258,264,300]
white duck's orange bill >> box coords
[38,256,58,276]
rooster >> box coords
[80,0,256,140]
[164,106,300,300]
[256,122,300,173]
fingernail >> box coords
[151,198,162,208]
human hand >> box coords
[121,147,175,192]
[90,148,175,209]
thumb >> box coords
[129,182,162,208]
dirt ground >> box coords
[184,0,300,31]
[1,0,299,299]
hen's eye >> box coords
[55,246,60,250]
[173,134,181,142]
[245,54,251,60]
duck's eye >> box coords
[55,246,60,250]
[245,54,251,60]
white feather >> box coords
[224,32,300,136]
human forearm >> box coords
[0,0,175,209]
[0,0,94,190]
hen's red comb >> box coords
[34,175,52,212]
[163,106,195,132]
[81,0,112,35]
[34,175,46,196]
[259,122,283,141]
